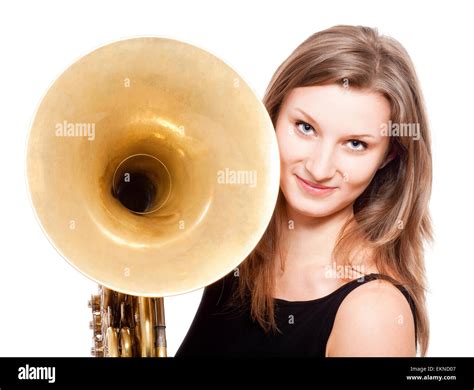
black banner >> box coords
[0,357,472,388]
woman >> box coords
[176,25,432,357]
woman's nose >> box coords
[304,143,337,183]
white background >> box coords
[0,0,472,357]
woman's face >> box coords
[276,85,392,218]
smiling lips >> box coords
[295,175,337,196]
[297,175,336,189]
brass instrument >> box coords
[26,37,280,357]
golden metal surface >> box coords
[26,37,280,297]
[26,37,280,357]
[120,328,132,357]
[105,327,119,357]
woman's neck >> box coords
[277,202,354,272]
[273,202,380,301]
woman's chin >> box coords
[287,202,340,219]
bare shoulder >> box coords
[326,278,416,357]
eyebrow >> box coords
[293,108,376,139]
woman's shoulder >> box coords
[326,274,417,356]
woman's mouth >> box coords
[295,175,337,196]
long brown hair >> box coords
[234,25,433,356]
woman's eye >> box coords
[347,139,368,151]
[295,121,315,136]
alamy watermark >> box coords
[217,168,257,188]
[18,364,55,383]
[55,120,95,141]
[324,262,366,280]
[380,120,420,141]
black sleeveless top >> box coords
[175,271,417,357]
